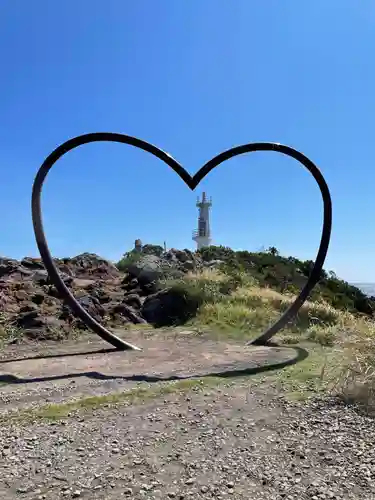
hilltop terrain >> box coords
[2,242,375,415]
[1,244,374,344]
[1,245,375,499]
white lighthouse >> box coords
[192,192,212,250]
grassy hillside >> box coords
[158,266,374,411]
[147,246,375,413]
[196,245,375,317]
[117,244,375,318]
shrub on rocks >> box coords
[141,283,205,327]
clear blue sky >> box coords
[1,1,374,282]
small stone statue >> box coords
[134,239,142,253]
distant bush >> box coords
[198,245,375,318]
[161,269,238,305]
[116,250,142,273]
[142,244,164,257]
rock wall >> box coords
[0,249,206,341]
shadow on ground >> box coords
[0,343,308,386]
[0,347,118,364]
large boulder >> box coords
[109,303,147,324]
[164,248,203,272]
[141,285,202,327]
[20,257,45,270]
[126,255,183,287]
[0,258,20,277]
[57,253,121,279]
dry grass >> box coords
[331,334,375,413]
[184,270,375,412]
[184,268,230,283]
[0,312,23,346]
[194,279,342,342]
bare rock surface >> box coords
[0,250,204,340]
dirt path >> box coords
[1,329,374,499]
[0,329,298,412]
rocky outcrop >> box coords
[125,250,203,283]
[0,249,207,342]
[141,286,202,327]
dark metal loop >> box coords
[31,133,332,350]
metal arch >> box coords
[31,133,332,350]
[197,143,332,345]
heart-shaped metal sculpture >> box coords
[31,133,332,351]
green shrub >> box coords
[117,243,375,319]
[161,270,232,305]
[142,244,164,257]
[116,250,142,272]
[142,279,210,327]
[305,324,337,346]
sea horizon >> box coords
[352,283,375,297]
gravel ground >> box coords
[1,380,374,500]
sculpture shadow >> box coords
[0,343,308,386]
[0,347,118,365]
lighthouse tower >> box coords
[192,192,212,250]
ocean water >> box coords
[353,283,375,297]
